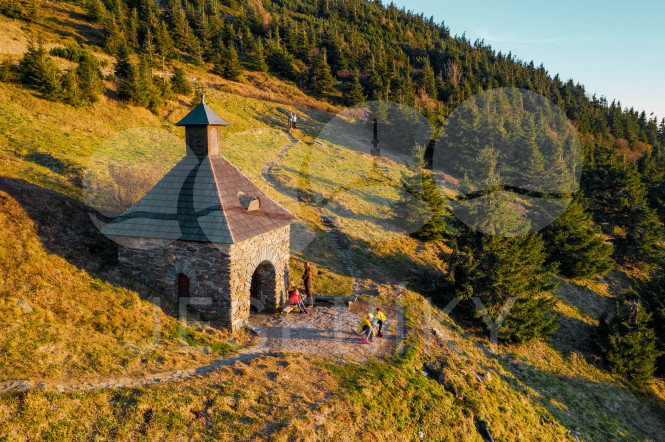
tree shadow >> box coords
[0,177,117,273]
[41,15,104,46]
[16,150,82,185]
[491,353,665,441]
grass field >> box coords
[1,2,664,439]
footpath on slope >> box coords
[0,130,399,394]
[255,129,400,363]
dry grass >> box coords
[0,190,235,383]
[0,4,664,439]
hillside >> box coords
[1,0,665,440]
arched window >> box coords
[177,273,190,298]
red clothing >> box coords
[289,292,302,304]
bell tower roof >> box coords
[175,95,230,127]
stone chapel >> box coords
[102,96,298,330]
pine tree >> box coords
[214,42,243,81]
[113,44,132,80]
[252,40,269,72]
[170,66,192,95]
[343,71,365,106]
[445,230,559,344]
[60,69,85,107]
[422,58,436,98]
[18,42,61,100]
[602,298,660,387]
[76,51,104,103]
[542,200,615,279]
[307,48,335,93]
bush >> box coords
[0,58,17,83]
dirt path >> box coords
[250,300,399,364]
[256,130,396,360]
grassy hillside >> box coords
[1,2,665,440]
[0,182,236,384]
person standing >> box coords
[374,307,387,337]
[292,113,297,129]
[357,313,376,344]
[301,262,313,307]
[287,112,293,129]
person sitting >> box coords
[374,307,387,337]
[289,289,308,314]
[356,313,376,344]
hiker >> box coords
[357,313,376,344]
[287,112,293,129]
[301,262,313,307]
[292,113,297,129]
[289,289,308,314]
[374,307,387,337]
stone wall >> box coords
[228,225,291,329]
[115,224,291,331]
[117,238,234,327]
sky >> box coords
[386,0,665,121]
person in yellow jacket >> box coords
[374,307,387,337]
[357,313,376,344]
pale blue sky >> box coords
[387,0,665,121]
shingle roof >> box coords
[101,155,298,243]
[175,96,230,127]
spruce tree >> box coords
[60,69,85,107]
[118,56,163,114]
[18,42,61,100]
[113,44,132,80]
[393,144,449,241]
[631,271,665,376]
[252,40,269,72]
[76,51,105,103]
[445,229,559,344]
[602,298,660,387]
[583,162,664,264]
[542,200,615,279]
[307,48,335,93]
[265,44,297,80]
[170,66,192,95]
[0,58,17,83]
[422,58,436,98]
[343,71,365,106]
[214,43,243,81]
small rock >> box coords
[36,382,47,392]
[13,380,32,392]
[16,298,33,313]
[54,385,65,393]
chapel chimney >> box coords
[175,94,230,158]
